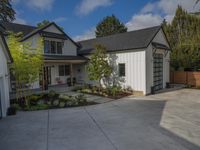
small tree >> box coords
[8,33,43,107]
[87,44,112,90]
[96,15,127,37]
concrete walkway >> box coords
[0,89,200,150]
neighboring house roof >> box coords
[0,24,13,63]
[78,26,169,55]
[44,55,88,61]
[2,22,36,36]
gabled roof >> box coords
[2,21,79,47]
[78,26,162,55]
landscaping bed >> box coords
[73,85,132,99]
[11,90,98,112]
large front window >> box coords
[44,40,63,54]
[59,65,70,76]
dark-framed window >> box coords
[57,42,62,54]
[51,41,56,54]
[59,65,70,76]
[44,40,50,53]
[44,40,63,54]
[118,63,125,77]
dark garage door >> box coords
[153,53,163,91]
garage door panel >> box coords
[153,54,163,91]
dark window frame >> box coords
[44,40,63,54]
[59,65,70,76]
[118,63,126,77]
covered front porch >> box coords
[41,55,88,90]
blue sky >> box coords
[12,0,199,41]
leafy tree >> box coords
[163,6,200,70]
[0,0,15,22]
[96,15,127,37]
[37,20,50,28]
[87,44,112,90]
[7,33,44,107]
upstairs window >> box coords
[57,42,62,54]
[118,63,125,77]
[44,40,63,54]
[51,41,56,54]
[44,40,50,53]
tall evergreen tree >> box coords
[0,0,15,22]
[96,15,127,37]
[163,6,200,70]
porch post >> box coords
[70,63,73,86]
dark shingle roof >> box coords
[2,22,36,36]
[78,26,162,54]
[40,31,69,40]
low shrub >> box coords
[24,104,49,111]
[72,86,83,92]
[75,94,87,105]
[28,95,40,106]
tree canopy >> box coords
[163,6,200,70]
[37,20,50,28]
[8,33,44,104]
[0,0,15,22]
[95,15,127,37]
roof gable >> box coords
[78,26,162,54]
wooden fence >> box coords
[170,71,200,87]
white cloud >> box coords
[126,0,200,31]
[76,0,113,16]
[73,27,96,41]
[126,14,163,31]
[140,3,155,13]
[13,0,55,11]
[53,17,67,23]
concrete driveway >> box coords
[0,89,200,150]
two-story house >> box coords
[3,22,88,90]
[3,22,170,95]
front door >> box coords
[153,53,163,91]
